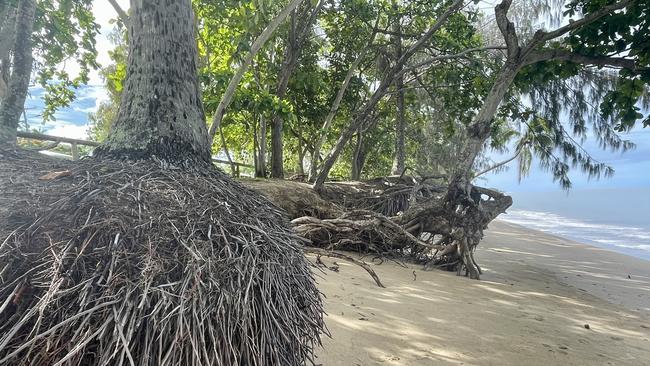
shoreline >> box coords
[499,218,650,263]
[485,220,650,314]
[313,220,650,365]
[499,210,650,262]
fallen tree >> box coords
[247,175,513,280]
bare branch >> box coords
[473,147,524,179]
[399,0,464,66]
[533,0,635,44]
[524,49,638,71]
[401,46,506,75]
[108,0,128,24]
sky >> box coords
[24,0,650,225]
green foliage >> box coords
[87,0,647,189]
[34,0,100,121]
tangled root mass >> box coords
[0,148,324,366]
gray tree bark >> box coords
[95,0,211,163]
[351,128,366,181]
[0,5,17,102]
[0,0,35,145]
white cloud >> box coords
[45,120,90,140]
[93,0,129,28]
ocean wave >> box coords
[500,209,650,260]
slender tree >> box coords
[207,0,305,140]
[312,0,465,190]
[0,0,35,145]
[390,0,406,175]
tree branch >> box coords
[108,0,128,25]
[401,46,506,75]
[533,0,635,44]
[524,49,638,71]
[473,147,524,178]
[495,0,519,60]
[398,0,464,65]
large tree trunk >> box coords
[390,1,406,175]
[0,0,35,145]
[0,5,17,102]
[94,0,210,162]
[447,64,520,194]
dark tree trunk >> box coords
[351,128,366,181]
[270,12,297,179]
[390,1,406,175]
[0,0,35,145]
[94,0,210,163]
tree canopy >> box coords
[4,0,648,188]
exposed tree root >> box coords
[0,147,324,366]
[304,248,385,288]
[248,175,512,280]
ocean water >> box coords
[499,189,650,261]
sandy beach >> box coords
[313,220,650,366]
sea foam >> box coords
[500,209,650,260]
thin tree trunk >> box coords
[219,123,237,176]
[312,0,463,190]
[270,1,324,178]
[308,17,379,181]
[94,0,210,162]
[208,0,305,141]
[270,11,296,179]
[297,145,305,175]
[308,47,370,181]
[270,65,292,178]
[351,128,365,181]
[0,0,35,145]
[391,1,406,175]
[256,114,267,177]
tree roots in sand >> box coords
[252,176,512,281]
[0,148,323,366]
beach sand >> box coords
[312,220,650,366]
